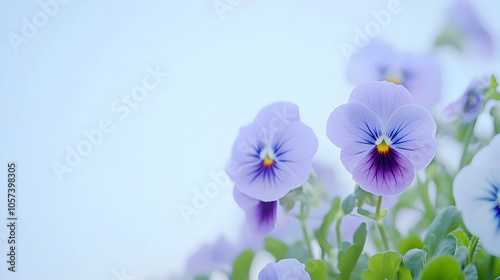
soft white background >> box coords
[0,1,499,279]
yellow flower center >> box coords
[386,73,402,85]
[262,157,274,167]
[377,139,390,154]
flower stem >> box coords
[336,215,343,246]
[468,235,479,264]
[300,203,314,258]
[376,196,390,251]
[487,254,495,280]
[417,175,434,221]
[459,119,477,169]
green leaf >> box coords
[194,277,209,280]
[452,230,470,248]
[339,223,367,280]
[279,195,296,212]
[421,255,461,280]
[351,253,369,280]
[403,248,427,279]
[398,236,424,255]
[424,206,461,256]
[398,266,413,280]
[284,241,309,262]
[353,222,367,246]
[455,246,469,268]
[463,264,478,280]
[342,195,356,214]
[361,251,403,280]
[232,250,254,280]
[492,75,498,88]
[315,198,340,255]
[305,260,327,280]
[265,237,287,261]
[434,235,458,257]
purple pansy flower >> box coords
[346,40,441,109]
[185,236,236,277]
[438,0,494,58]
[326,81,437,196]
[258,259,311,280]
[445,78,488,123]
[226,102,318,202]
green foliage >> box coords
[398,236,424,255]
[361,251,403,280]
[305,260,327,280]
[463,264,478,280]
[315,197,341,256]
[453,230,470,248]
[232,250,254,280]
[280,187,311,211]
[403,248,427,279]
[338,223,367,280]
[265,237,287,261]
[342,194,356,214]
[424,206,461,257]
[421,255,462,280]
[455,246,469,269]
[434,235,458,256]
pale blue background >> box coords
[0,1,499,279]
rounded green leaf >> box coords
[305,260,327,280]
[361,251,403,280]
[403,248,427,279]
[233,250,254,280]
[421,255,460,280]
[265,237,287,261]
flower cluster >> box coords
[181,2,500,277]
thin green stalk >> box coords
[487,254,495,280]
[468,235,479,264]
[300,203,314,258]
[460,119,477,169]
[417,175,434,221]
[336,215,343,246]
[376,196,390,251]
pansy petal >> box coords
[272,259,311,280]
[399,53,442,109]
[258,263,279,280]
[471,133,500,168]
[346,40,396,84]
[186,236,236,276]
[273,122,318,187]
[348,81,414,123]
[385,105,437,171]
[234,188,278,235]
[226,123,268,173]
[353,147,415,196]
[327,103,383,172]
[454,164,500,256]
[254,102,300,130]
[232,159,294,202]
